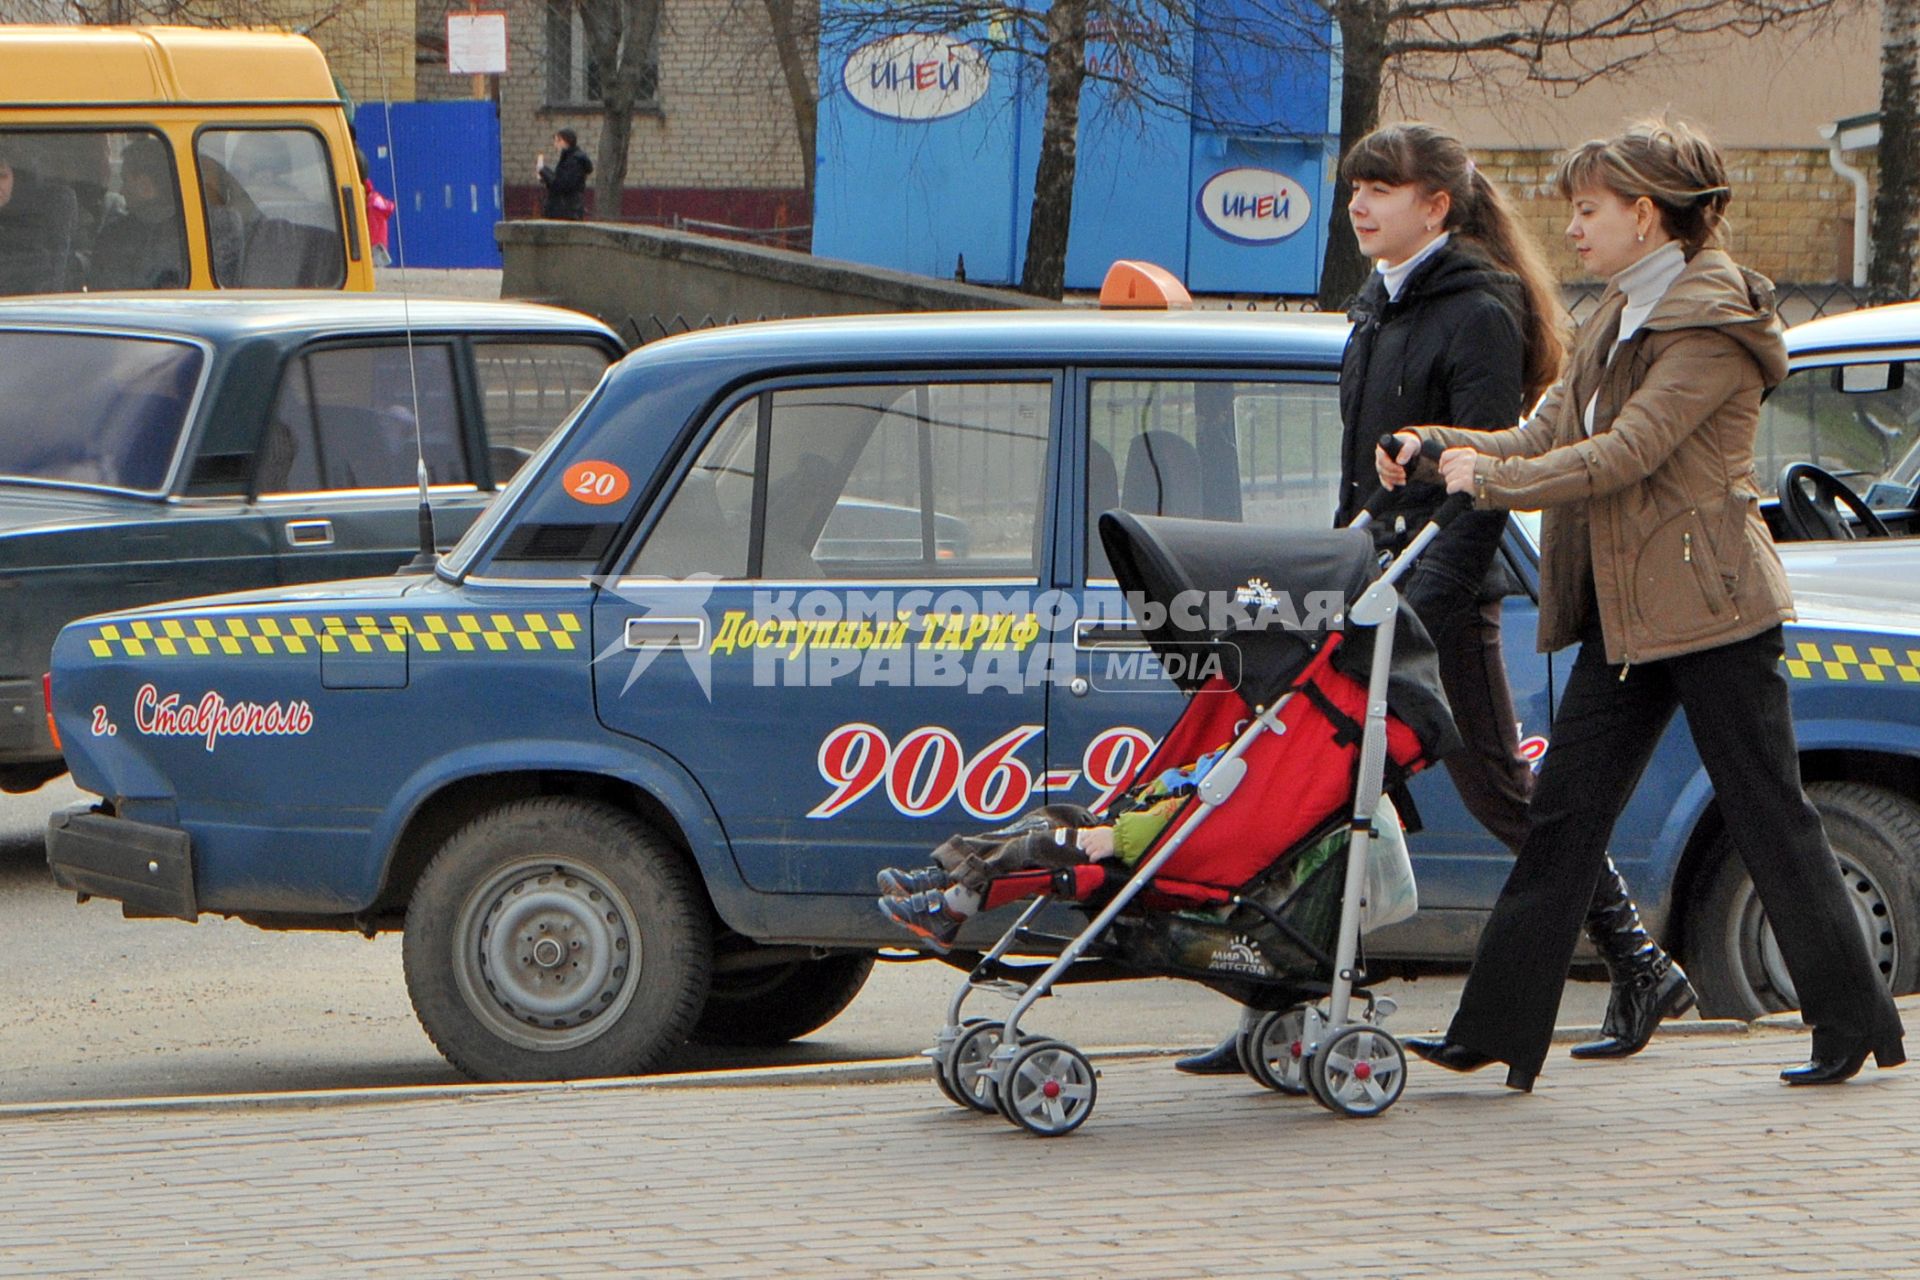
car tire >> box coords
[403,797,712,1082]
[690,950,875,1046]
[1685,782,1920,1020]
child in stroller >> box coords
[878,749,1227,951]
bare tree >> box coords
[1872,0,1919,303]
[760,0,820,205]
[572,0,665,217]
[1316,0,1859,308]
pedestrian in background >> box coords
[1177,121,1692,1076]
[1384,117,1905,1091]
[537,129,592,221]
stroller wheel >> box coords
[931,1016,992,1107]
[947,1020,1007,1114]
[1000,1040,1098,1138]
[1244,1007,1310,1096]
[1307,1025,1408,1119]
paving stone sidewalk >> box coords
[2,1014,1918,1279]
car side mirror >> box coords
[1833,362,1902,395]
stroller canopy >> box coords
[1099,511,1460,761]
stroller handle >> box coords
[1352,434,1450,528]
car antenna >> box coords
[371,54,436,573]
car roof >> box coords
[622,308,1352,372]
[1786,302,1920,357]
[0,293,619,342]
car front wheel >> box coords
[403,797,713,1082]
[1685,782,1920,1019]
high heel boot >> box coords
[1569,856,1697,1060]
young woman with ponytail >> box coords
[1176,121,1694,1077]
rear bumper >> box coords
[46,804,197,921]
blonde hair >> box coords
[1555,117,1732,254]
[1341,121,1566,401]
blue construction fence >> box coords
[354,101,504,270]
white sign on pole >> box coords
[447,13,509,76]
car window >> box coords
[259,344,468,494]
[471,340,615,484]
[0,330,201,491]
[1758,362,1920,497]
[195,128,345,288]
[1087,377,1339,577]
[632,379,1052,581]
[0,127,188,295]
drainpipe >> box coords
[1820,120,1870,288]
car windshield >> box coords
[1761,357,1920,500]
[0,330,203,492]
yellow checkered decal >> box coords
[1782,640,1920,684]
[85,613,583,659]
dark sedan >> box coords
[0,293,619,791]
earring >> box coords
[1637,232,1645,243]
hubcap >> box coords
[454,859,641,1052]
[1741,854,1896,1007]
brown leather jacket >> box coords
[1415,248,1792,666]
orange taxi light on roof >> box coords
[1099,261,1193,310]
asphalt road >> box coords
[0,779,1610,1105]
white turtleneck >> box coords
[1378,232,1450,302]
[1585,240,1687,435]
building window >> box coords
[545,0,658,108]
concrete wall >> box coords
[498,220,1056,340]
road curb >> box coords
[0,1017,1785,1120]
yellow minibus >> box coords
[0,25,373,295]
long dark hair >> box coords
[1342,121,1566,402]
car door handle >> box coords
[285,519,335,547]
[1073,621,1149,651]
[625,616,708,650]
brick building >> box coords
[1416,18,1877,287]
[412,0,806,231]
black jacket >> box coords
[539,146,593,220]
[1336,241,1528,587]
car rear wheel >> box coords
[1685,782,1920,1019]
[403,797,712,1082]
[690,950,875,1046]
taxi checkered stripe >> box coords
[85,613,584,659]
[1782,640,1920,684]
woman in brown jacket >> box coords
[1378,118,1905,1092]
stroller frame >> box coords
[927,504,1455,1135]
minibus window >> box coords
[195,128,345,289]
[0,127,188,295]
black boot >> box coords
[1569,856,1697,1060]
[1173,1032,1243,1076]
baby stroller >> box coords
[922,489,1465,1135]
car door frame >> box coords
[594,363,1071,896]
[252,331,490,581]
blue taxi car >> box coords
[42,301,1920,1081]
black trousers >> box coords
[1446,624,1904,1079]
[1403,563,1534,854]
